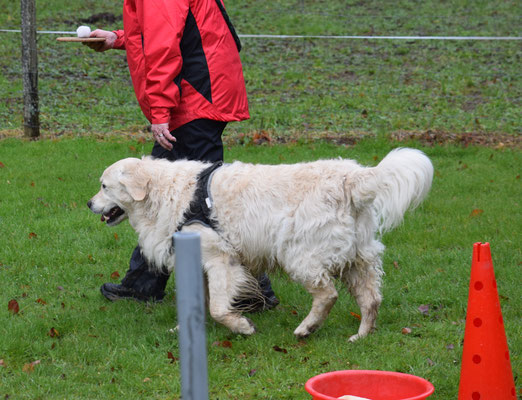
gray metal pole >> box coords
[20,0,40,138]
[173,232,209,400]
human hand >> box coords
[82,29,117,52]
[151,123,176,150]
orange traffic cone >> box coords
[458,242,516,400]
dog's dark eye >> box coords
[102,184,107,189]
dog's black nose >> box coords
[87,200,92,209]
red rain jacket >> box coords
[112,0,249,130]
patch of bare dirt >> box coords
[389,130,521,149]
[1,128,520,149]
[225,129,521,149]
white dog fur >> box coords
[88,148,433,341]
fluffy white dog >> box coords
[88,148,433,341]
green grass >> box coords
[0,0,520,397]
[0,137,520,399]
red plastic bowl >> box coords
[305,370,434,400]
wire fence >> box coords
[1,28,521,40]
[1,14,520,136]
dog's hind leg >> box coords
[342,256,383,342]
[293,281,338,338]
[205,257,256,335]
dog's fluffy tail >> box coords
[351,148,434,233]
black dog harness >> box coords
[177,161,223,232]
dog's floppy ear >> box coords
[119,161,149,201]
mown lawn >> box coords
[0,0,520,398]
[0,137,520,399]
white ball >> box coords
[76,26,91,38]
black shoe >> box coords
[264,295,280,310]
[233,294,280,312]
[233,273,280,313]
[100,283,164,302]
[258,273,279,311]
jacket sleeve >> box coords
[112,30,126,50]
[139,0,189,124]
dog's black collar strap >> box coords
[177,161,223,232]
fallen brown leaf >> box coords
[252,131,272,145]
[8,299,19,314]
[167,351,178,364]
[470,209,484,218]
[48,327,59,338]
[28,232,37,239]
[212,340,232,348]
[22,360,40,373]
[350,311,361,320]
[402,327,412,335]
[418,304,430,315]
[272,345,288,354]
[110,271,120,279]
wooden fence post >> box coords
[20,0,40,138]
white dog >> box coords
[88,148,433,341]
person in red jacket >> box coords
[85,0,278,310]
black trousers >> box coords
[120,119,227,298]
[150,119,226,162]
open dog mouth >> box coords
[101,206,125,224]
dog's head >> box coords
[87,157,149,226]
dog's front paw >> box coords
[348,333,362,342]
[293,323,319,338]
[233,317,256,335]
[349,325,376,342]
[348,331,372,342]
